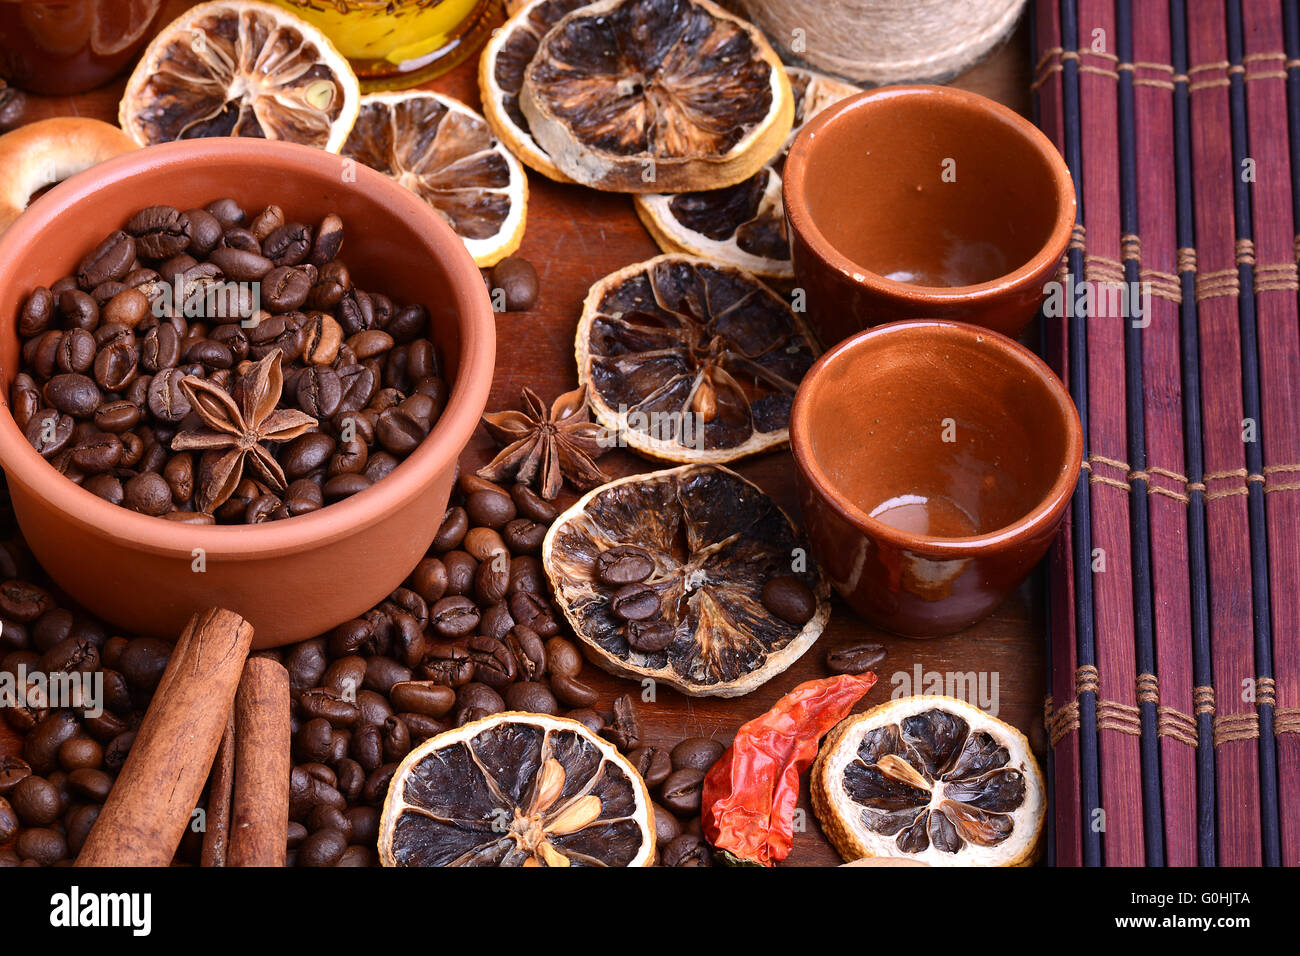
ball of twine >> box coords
[734,0,1027,86]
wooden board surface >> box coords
[1,2,1041,867]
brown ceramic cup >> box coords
[0,138,495,647]
[790,320,1081,636]
[783,85,1075,346]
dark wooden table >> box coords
[1,2,1040,867]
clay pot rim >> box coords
[783,84,1076,304]
[0,138,495,560]
[790,319,1082,557]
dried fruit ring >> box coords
[542,464,831,697]
[519,0,794,192]
[378,712,656,866]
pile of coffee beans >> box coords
[625,732,724,867]
[11,198,447,523]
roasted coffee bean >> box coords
[93,342,140,391]
[510,483,557,523]
[10,775,61,825]
[183,207,223,257]
[409,557,448,604]
[662,833,712,867]
[389,681,456,718]
[564,708,605,734]
[322,473,372,501]
[670,737,725,772]
[297,828,347,867]
[55,328,96,374]
[0,796,17,844]
[363,656,410,695]
[118,636,171,689]
[596,545,655,586]
[301,311,342,365]
[206,198,245,229]
[550,672,597,708]
[40,635,98,674]
[282,432,336,480]
[103,288,149,328]
[19,288,54,337]
[59,288,99,329]
[421,641,474,688]
[147,367,191,421]
[77,231,136,289]
[544,637,582,678]
[93,400,142,434]
[10,373,41,430]
[509,591,558,637]
[502,518,546,555]
[104,731,136,773]
[602,694,643,752]
[503,681,558,714]
[264,222,312,266]
[0,756,32,797]
[25,712,80,774]
[129,206,191,259]
[381,716,411,762]
[825,641,887,675]
[285,638,329,694]
[504,626,545,681]
[456,682,504,715]
[322,655,367,699]
[141,323,181,371]
[23,409,72,458]
[0,581,53,622]
[16,827,67,866]
[300,688,361,727]
[508,555,545,596]
[68,767,113,803]
[761,575,817,625]
[433,507,469,552]
[467,636,516,688]
[652,802,682,844]
[363,763,396,805]
[374,408,423,455]
[44,373,101,419]
[474,553,510,605]
[626,619,675,653]
[184,338,234,370]
[627,747,672,789]
[70,434,122,474]
[465,489,515,529]
[659,768,705,816]
[430,596,479,637]
[386,303,427,343]
[609,583,660,622]
[296,365,342,419]
[363,451,399,484]
[295,718,335,763]
[489,257,539,311]
[123,472,171,516]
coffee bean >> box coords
[103,288,150,328]
[508,555,545,596]
[0,796,17,843]
[544,638,582,678]
[456,682,504,716]
[503,681,558,714]
[825,641,887,675]
[16,827,67,865]
[489,257,539,311]
[550,672,597,708]
[409,557,448,604]
[55,328,95,374]
[509,591,558,636]
[502,518,546,554]
[662,833,712,867]
[77,231,136,289]
[433,507,469,552]
[465,489,516,529]
[68,767,113,803]
[297,828,347,867]
[421,642,474,688]
[375,408,423,455]
[19,288,54,337]
[626,619,675,653]
[58,737,103,773]
[762,575,817,625]
[602,694,642,752]
[0,581,52,622]
[264,222,312,266]
[44,374,101,418]
[510,482,558,523]
[467,636,516,688]
[670,737,725,772]
[0,757,32,798]
[10,775,61,825]
[627,747,672,789]
[430,596,480,637]
[123,472,172,516]
[389,681,456,718]
[504,626,545,681]
[660,768,705,816]
[597,545,655,586]
[146,367,191,422]
[609,583,660,621]
[24,711,79,774]
[652,802,682,844]
[118,637,172,689]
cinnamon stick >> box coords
[77,608,254,867]
[200,714,236,866]
[227,656,291,867]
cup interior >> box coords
[798,322,1075,541]
[797,87,1063,289]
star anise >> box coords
[171,349,317,513]
[477,385,612,499]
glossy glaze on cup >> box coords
[783,86,1075,346]
[790,320,1081,636]
[0,139,495,647]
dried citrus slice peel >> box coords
[342,90,528,267]
[379,712,655,867]
[577,254,817,463]
[542,464,831,698]
[479,0,590,183]
[634,68,860,282]
[119,0,360,152]
[519,0,794,192]
[812,696,1046,867]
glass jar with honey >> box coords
[272,0,496,89]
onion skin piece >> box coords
[701,672,878,865]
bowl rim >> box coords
[789,318,1082,557]
[0,138,495,560]
[782,84,1077,303]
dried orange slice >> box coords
[479,0,590,183]
[576,254,817,463]
[635,68,860,282]
[378,712,655,867]
[542,464,831,697]
[119,0,360,152]
[812,696,1046,867]
[91,0,163,56]
[342,90,528,267]
[519,0,794,192]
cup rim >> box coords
[0,138,495,560]
[783,84,1076,304]
[789,319,1082,557]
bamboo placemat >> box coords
[1033,0,1296,866]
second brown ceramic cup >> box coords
[783,85,1075,346]
[790,320,1082,636]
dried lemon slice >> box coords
[812,696,1046,867]
[479,0,590,183]
[519,0,794,192]
[342,90,528,267]
[119,0,360,152]
[542,464,831,697]
[635,68,860,282]
[379,712,655,867]
[577,254,817,463]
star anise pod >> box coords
[171,349,317,513]
[478,385,612,499]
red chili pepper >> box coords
[702,672,877,866]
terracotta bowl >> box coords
[0,139,495,647]
[790,320,1081,636]
[783,85,1075,346]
